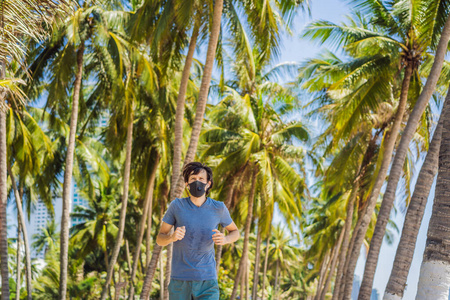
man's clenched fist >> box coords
[212,229,227,245]
[172,226,186,242]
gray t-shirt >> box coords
[162,197,233,281]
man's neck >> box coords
[190,195,207,207]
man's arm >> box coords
[212,222,239,245]
[156,222,185,246]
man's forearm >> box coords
[156,232,174,246]
[225,230,240,244]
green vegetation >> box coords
[2,0,450,299]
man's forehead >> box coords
[189,169,207,177]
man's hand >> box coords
[172,226,186,242]
[212,229,227,245]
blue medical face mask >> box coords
[188,180,207,197]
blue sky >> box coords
[277,0,435,299]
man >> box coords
[156,162,240,300]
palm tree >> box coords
[359,8,450,300]
[384,88,447,300]
[14,221,22,300]
[32,220,60,256]
[139,0,225,297]
[4,96,58,300]
[25,4,128,297]
[267,225,298,300]
[99,80,134,300]
[7,165,33,300]
[416,83,450,299]
[0,1,72,298]
[199,55,308,299]
[70,175,120,265]
[127,86,173,298]
[297,42,406,299]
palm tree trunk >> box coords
[140,1,224,295]
[334,140,383,300]
[384,92,447,300]
[163,242,173,300]
[341,62,413,300]
[320,226,345,300]
[230,170,257,300]
[158,22,201,300]
[15,219,21,300]
[171,0,224,199]
[261,234,271,300]
[332,187,358,300]
[245,256,250,300]
[100,108,134,300]
[115,268,122,300]
[274,259,280,300]
[0,60,10,300]
[140,185,168,300]
[358,64,413,298]
[59,42,84,300]
[170,23,200,201]
[358,12,450,297]
[7,165,32,300]
[128,154,160,299]
[339,208,364,299]
[415,85,450,299]
[125,239,132,277]
[239,263,244,299]
[140,244,162,300]
[146,194,152,268]
[216,181,236,273]
[160,251,164,300]
[315,251,330,300]
[251,225,263,300]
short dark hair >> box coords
[182,162,214,195]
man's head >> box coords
[183,162,213,196]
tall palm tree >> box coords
[384,88,447,300]
[416,83,450,299]
[128,84,173,298]
[358,7,450,300]
[0,2,72,298]
[7,165,33,300]
[42,7,90,299]
[199,58,308,299]
[297,43,406,300]
[139,1,225,297]
[26,4,128,298]
[99,78,135,300]
[4,96,57,300]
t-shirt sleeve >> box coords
[162,200,177,226]
[220,203,233,227]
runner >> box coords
[157,162,240,300]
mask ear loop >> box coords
[185,183,191,197]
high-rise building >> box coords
[371,288,379,300]
[28,197,62,259]
[25,180,88,259]
[352,275,361,300]
[71,182,89,226]
[9,114,107,258]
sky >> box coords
[276,0,436,299]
